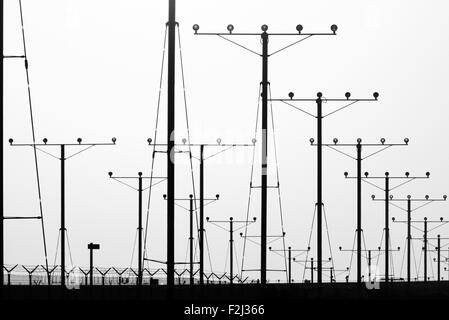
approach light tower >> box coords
[193,22,337,284]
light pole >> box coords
[148,139,251,285]
[339,245,400,283]
[269,246,310,283]
[109,171,166,286]
[388,195,447,282]
[319,137,408,284]
[392,217,447,282]
[193,23,337,285]
[207,217,256,284]
[9,137,116,287]
[271,92,379,284]
[349,171,430,283]
[149,194,220,286]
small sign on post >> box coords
[88,242,100,286]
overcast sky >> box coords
[4,0,449,282]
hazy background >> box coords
[4,0,449,282]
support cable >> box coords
[18,0,49,273]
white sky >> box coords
[4,0,449,282]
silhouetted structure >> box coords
[367,172,430,282]
[389,195,447,282]
[194,23,337,285]
[9,138,115,287]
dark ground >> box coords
[1,282,448,318]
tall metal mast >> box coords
[167,0,176,290]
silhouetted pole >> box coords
[199,144,204,285]
[311,258,314,283]
[1,0,4,289]
[194,23,336,285]
[209,217,255,284]
[288,247,292,284]
[385,175,389,282]
[437,235,441,282]
[356,142,362,284]
[271,246,309,284]
[371,172,430,283]
[138,173,143,286]
[189,195,194,286]
[337,138,408,284]
[109,171,161,286]
[261,29,269,285]
[424,217,428,282]
[230,218,234,284]
[392,214,447,282]
[316,94,323,284]
[166,0,176,291]
[407,198,411,282]
[10,137,115,288]
[368,250,371,282]
[273,92,379,284]
[60,145,66,287]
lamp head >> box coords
[253,217,257,221]
[344,172,348,178]
[392,217,396,222]
[261,24,268,32]
[227,24,234,33]
[252,138,257,145]
[8,138,13,145]
[405,172,409,177]
[108,171,113,177]
[192,24,200,33]
[373,92,379,100]
[425,195,429,200]
[288,92,294,99]
[371,195,375,200]
[182,138,187,144]
[364,172,369,177]
[339,246,342,250]
[138,172,142,177]
[345,92,351,99]
[216,194,220,200]
[407,195,411,199]
[404,138,409,145]
[357,138,362,144]
[147,138,152,145]
[189,194,193,199]
[444,195,447,201]
[43,138,48,144]
[333,138,338,144]
[317,92,323,98]
[217,138,222,145]
[296,24,303,34]
[330,24,338,34]
[385,172,390,177]
[309,138,315,145]
[112,137,117,144]
[426,172,430,177]
[77,138,82,144]
[163,194,167,200]
[206,217,209,221]
[380,138,386,144]
[390,195,394,200]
